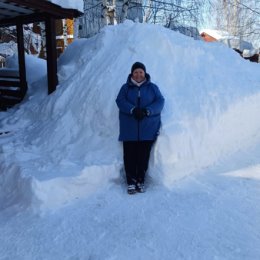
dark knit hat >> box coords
[131,62,146,74]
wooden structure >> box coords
[0,0,82,110]
[0,68,21,109]
[30,19,74,59]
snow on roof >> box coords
[200,29,231,40]
[48,0,83,12]
[200,28,255,53]
[242,48,258,58]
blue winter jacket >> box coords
[116,74,165,141]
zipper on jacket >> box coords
[137,87,141,142]
[138,87,141,99]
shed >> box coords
[0,0,82,110]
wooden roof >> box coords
[0,0,82,26]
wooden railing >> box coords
[0,68,27,111]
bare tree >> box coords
[143,0,207,27]
[210,0,260,47]
[81,0,209,37]
[0,25,41,57]
[101,0,117,25]
[121,0,130,22]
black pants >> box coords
[123,141,154,185]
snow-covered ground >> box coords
[0,21,260,259]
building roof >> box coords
[200,29,230,40]
[0,0,83,26]
[200,29,256,55]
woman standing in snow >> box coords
[116,62,164,194]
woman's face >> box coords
[132,69,145,83]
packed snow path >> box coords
[1,169,260,260]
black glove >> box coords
[142,108,150,117]
[132,108,148,120]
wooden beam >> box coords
[0,11,79,26]
[16,19,27,95]
[0,12,44,26]
[45,16,58,94]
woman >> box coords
[116,62,165,194]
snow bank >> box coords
[32,164,120,211]
[155,92,260,186]
[0,160,35,212]
[6,54,47,85]
[223,164,260,180]
[1,21,260,211]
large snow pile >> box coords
[0,21,260,212]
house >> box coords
[31,18,75,58]
[200,29,259,63]
[0,0,82,111]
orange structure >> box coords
[200,32,217,42]
[56,19,74,56]
[32,19,75,58]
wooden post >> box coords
[16,20,27,95]
[45,16,58,94]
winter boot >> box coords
[136,182,145,193]
[127,184,136,195]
